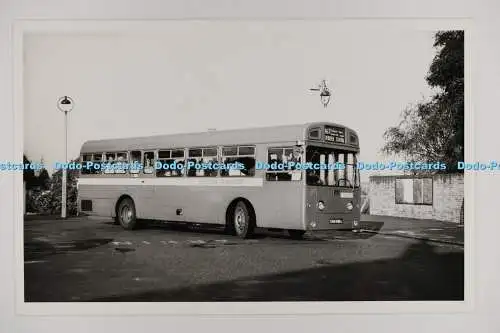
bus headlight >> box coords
[346,201,353,210]
[317,201,325,211]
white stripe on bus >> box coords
[77,177,264,187]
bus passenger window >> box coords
[156,150,171,177]
[143,151,155,174]
[265,147,301,181]
[104,153,115,174]
[171,149,185,176]
[221,145,255,177]
[91,153,102,175]
[130,151,141,174]
[187,147,218,177]
[156,149,184,177]
[202,148,218,177]
[81,154,93,175]
[115,152,128,174]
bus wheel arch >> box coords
[225,198,256,238]
[114,195,137,230]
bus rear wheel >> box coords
[233,201,255,239]
[287,230,306,240]
[116,198,138,230]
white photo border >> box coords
[13,18,473,316]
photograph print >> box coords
[21,21,465,303]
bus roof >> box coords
[80,122,358,153]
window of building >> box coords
[265,147,302,181]
[156,149,185,177]
[221,145,256,177]
[395,177,433,205]
[187,147,218,177]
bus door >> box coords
[263,147,304,229]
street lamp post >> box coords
[57,96,74,219]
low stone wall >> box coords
[369,173,464,223]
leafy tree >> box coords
[382,31,464,172]
[37,168,51,190]
[23,154,37,189]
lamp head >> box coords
[57,96,74,113]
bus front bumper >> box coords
[306,212,360,231]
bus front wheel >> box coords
[116,198,138,230]
[233,201,255,239]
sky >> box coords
[23,21,438,181]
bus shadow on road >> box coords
[88,240,464,302]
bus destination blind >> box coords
[324,126,345,143]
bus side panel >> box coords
[150,182,303,230]
[133,182,155,219]
[78,180,304,230]
[78,181,155,219]
[152,184,195,222]
[153,183,262,225]
[248,182,304,230]
[78,184,121,217]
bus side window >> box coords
[265,147,297,181]
[92,153,103,175]
[81,154,93,175]
[202,147,218,177]
[221,145,255,177]
[187,148,201,177]
[171,149,185,176]
[156,150,171,177]
[143,151,155,174]
[130,151,142,174]
[156,149,185,177]
[115,152,128,174]
[187,148,217,177]
[104,153,116,174]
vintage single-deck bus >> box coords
[77,122,361,239]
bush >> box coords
[26,166,79,216]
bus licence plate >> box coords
[329,219,343,224]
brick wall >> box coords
[369,174,464,223]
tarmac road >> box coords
[23,216,464,302]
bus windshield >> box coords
[306,146,360,188]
